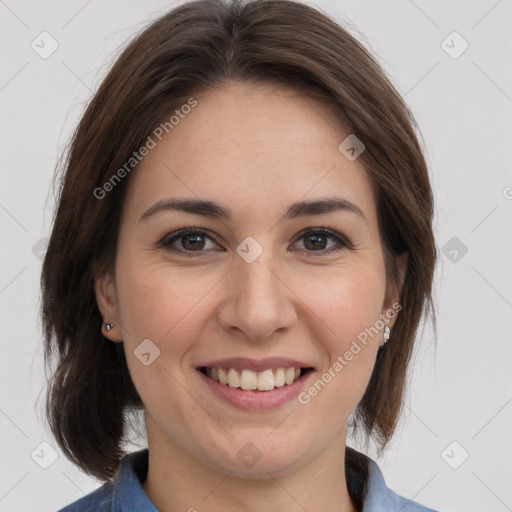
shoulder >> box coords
[58,482,114,512]
[347,448,441,512]
[365,456,440,511]
[57,449,155,512]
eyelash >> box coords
[157,227,351,258]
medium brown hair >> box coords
[42,0,437,488]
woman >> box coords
[42,0,439,510]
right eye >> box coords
[158,228,223,257]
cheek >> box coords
[115,254,221,351]
[307,261,386,344]
[114,257,215,418]
[301,265,385,410]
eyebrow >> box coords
[139,196,366,224]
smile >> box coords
[199,366,313,392]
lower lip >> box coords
[196,369,314,411]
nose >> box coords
[216,251,298,342]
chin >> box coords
[198,435,310,479]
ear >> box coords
[95,271,123,342]
[382,251,408,330]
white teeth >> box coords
[274,368,286,387]
[227,368,240,388]
[240,369,258,390]
[218,368,228,384]
[257,369,275,391]
[205,366,307,391]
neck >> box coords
[141,417,359,512]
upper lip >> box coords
[197,357,314,372]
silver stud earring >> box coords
[383,325,391,342]
[104,298,114,332]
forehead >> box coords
[122,81,377,227]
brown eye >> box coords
[179,233,206,251]
[159,228,221,256]
[294,228,349,255]
[302,232,329,250]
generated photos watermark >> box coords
[298,302,402,405]
[93,97,198,200]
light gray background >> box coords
[1,1,511,511]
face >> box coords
[97,81,405,478]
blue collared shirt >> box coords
[58,449,439,511]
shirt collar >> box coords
[112,450,157,512]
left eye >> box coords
[294,228,348,253]
[158,227,349,257]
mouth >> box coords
[197,366,314,392]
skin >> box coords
[96,81,406,512]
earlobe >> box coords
[95,273,123,342]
